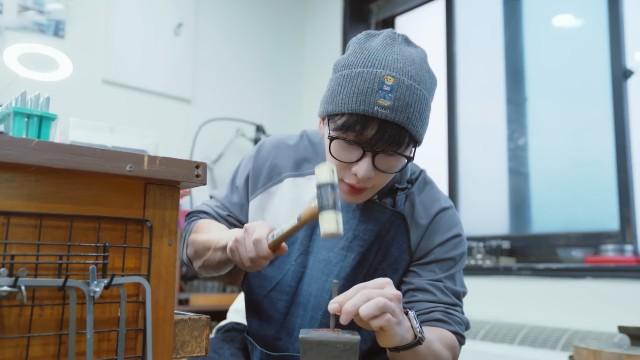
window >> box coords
[395,1,449,194]
[344,0,638,270]
[624,0,640,256]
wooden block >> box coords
[573,344,640,360]
[183,292,238,310]
[173,312,212,359]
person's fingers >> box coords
[273,242,288,256]
[251,224,273,258]
[338,288,397,325]
[352,313,373,331]
[357,296,400,324]
[229,222,279,271]
[361,312,396,332]
[226,238,239,264]
[331,278,395,308]
[227,233,249,270]
[241,226,257,266]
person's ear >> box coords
[317,117,326,134]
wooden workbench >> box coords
[0,135,206,359]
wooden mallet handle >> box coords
[267,202,320,252]
[266,162,342,252]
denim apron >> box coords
[240,199,412,360]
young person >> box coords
[183,29,469,359]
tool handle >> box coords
[267,203,320,252]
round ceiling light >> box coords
[3,43,73,82]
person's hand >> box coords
[226,221,288,272]
[327,278,415,349]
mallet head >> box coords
[314,162,343,238]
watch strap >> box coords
[387,308,425,352]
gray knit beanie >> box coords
[318,29,437,145]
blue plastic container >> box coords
[0,106,57,140]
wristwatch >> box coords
[387,308,426,352]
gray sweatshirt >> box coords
[182,129,469,345]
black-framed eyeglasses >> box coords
[327,127,415,174]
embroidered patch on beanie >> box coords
[375,75,396,113]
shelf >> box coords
[0,134,206,189]
[465,263,640,278]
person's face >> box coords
[317,118,409,204]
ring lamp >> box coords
[3,43,73,82]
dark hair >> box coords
[327,114,417,152]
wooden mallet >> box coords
[267,162,343,252]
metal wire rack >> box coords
[0,210,154,360]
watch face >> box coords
[406,309,425,341]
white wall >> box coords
[191,0,306,138]
[188,0,342,203]
[0,1,193,157]
[191,0,341,157]
[396,0,449,195]
[465,276,640,332]
[0,0,343,204]
[302,0,343,129]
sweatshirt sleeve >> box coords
[401,174,470,346]
[180,147,255,273]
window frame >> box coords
[342,0,638,273]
